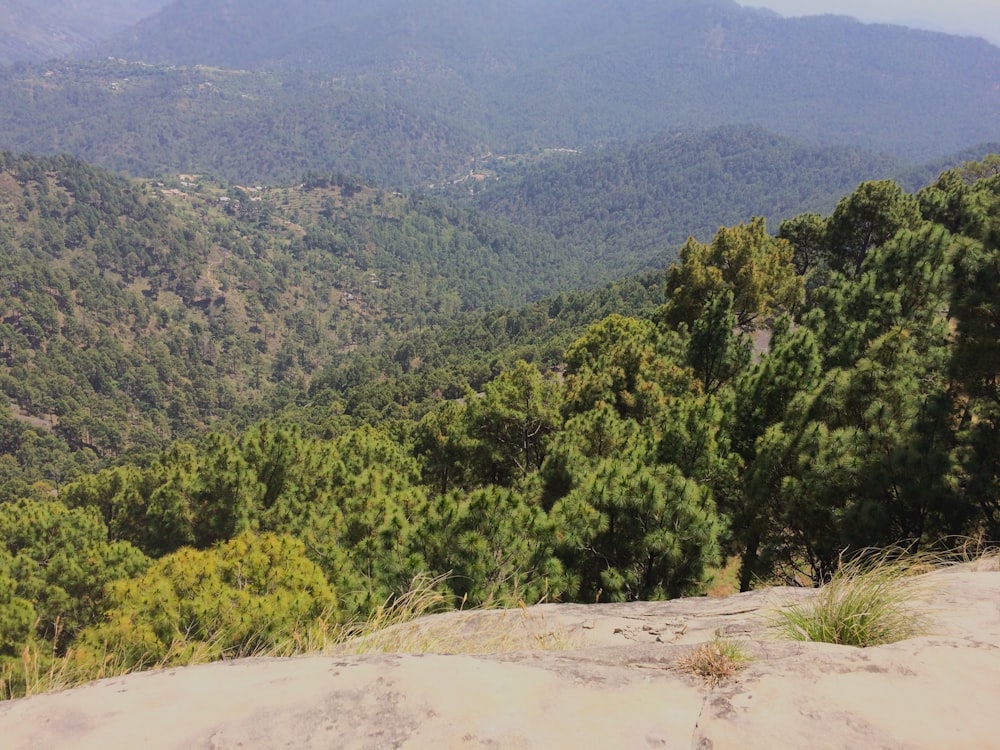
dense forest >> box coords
[0,152,599,496]
[0,61,485,188]
[3,154,1000,697]
[6,137,969,501]
[468,126,996,277]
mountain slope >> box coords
[0,152,576,490]
[0,0,170,65]
[96,0,1000,161]
[471,127,910,276]
[0,61,486,187]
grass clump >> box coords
[771,548,934,647]
[678,636,751,686]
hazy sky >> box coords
[738,1,1000,47]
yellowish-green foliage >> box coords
[74,532,338,670]
[563,314,693,421]
[1,635,149,701]
[664,216,804,330]
[677,636,751,686]
[0,561,35,659]
[770,549,934,647]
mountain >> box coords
[94,0,1000,162]
[0,152,582,492]
[0,0,171,65]
[1,2,996,187]
[469,126,910,277]
[0,59,488,188]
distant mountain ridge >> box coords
[94,0,1000,162]
[0,0,170,65]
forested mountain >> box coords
[95,0,1000,162]
[0,0,170,65]
[0,60,487,188]
[2,146,997,500]
[470,127,908,276]
[1,3,996,187]
[0,152,589,496]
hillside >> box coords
[4,131,970,496]
[470,127,910,276]
[2,154,1000,703]
[95,0,1000,162]
[0,61,486,188]
[0,153,580,494]
[0,0,170,65]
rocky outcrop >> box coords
[2,563,998,749]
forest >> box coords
[2,0,1000,186]
[2,152,999,698]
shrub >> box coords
[75,532,339,669]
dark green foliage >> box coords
[662,217,803,331]
[735,180,983,586]
[423,486,564,607]
[474,128,906,278]
[0,550,36,658]
[547,423,721,602]
[824,180,922,279]
[949,172,1000,536]
[778,212,828,278]
[563,315,691,421]
[463,361,563,487]
[685,291,752,396]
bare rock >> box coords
[2,567,998,749]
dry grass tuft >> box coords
[333,573,576,655]
[1,636,152,701]
[945,535,1000,571]
[2,573,574,701]
[677,636,751,686]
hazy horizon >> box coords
[739,0,1000,47]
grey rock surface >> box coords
[2,564,997,749]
